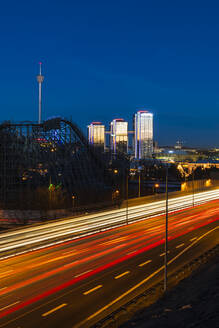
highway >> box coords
[0,188,219,257]
[0,199,218,328]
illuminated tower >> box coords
[36,62,44,124]
[134,110,153,159]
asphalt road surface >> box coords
[0,200,218,328]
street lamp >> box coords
[154,183,159,194]
[72,195,76,211]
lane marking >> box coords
[190,237,197,241]
[176,243,185,249]
[42,303,67,317]
[126,251,135,255]
[0,301,20,312]
[74,270,91,278]
[83,285,102,295]
[74,225,219,328]
[1,224,218,328]
[138,260,152,267]
[160,251,170,257]
[114,271,130,280]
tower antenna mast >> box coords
[36,62,44,124]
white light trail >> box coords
[0,189,218,255]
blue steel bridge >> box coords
[0,118,114,211]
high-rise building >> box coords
[134,110,153,159]
[110,119,128,154]
[88,122,105,149]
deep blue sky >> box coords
[1,0,219,147]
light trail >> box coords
[0,221,218,324]
[75,225,219,328]
[0,189,218,256]
[0,206,218,300]
[0,199,217,328]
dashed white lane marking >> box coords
[176,243,185,249]
[83,285,103,295]
[138,260,152,267]
[190,237,197,241]
[74,270,91,278]
[114,271,130,279]
[160,251,170,257]
[0,301,20,312]
[74,226,219,328]
[42,303,67,317]
[127,251,135,255]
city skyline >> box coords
[88,110,154,158]
[0,2,218,326]
[0,1,219,147]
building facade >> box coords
[110,119,128,154]
[88,122,105,149]
[134,110,153,159]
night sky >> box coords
[1,0,219,147]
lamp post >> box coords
[138,171,141,197]
[115,189,120,207]
[192,169,195,207]
[113,169,119,206]
[164,163,168,292]
[126,173,129,225]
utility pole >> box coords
[192,169,195,207]
[126,171,129,224]
[164,164,168,292]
